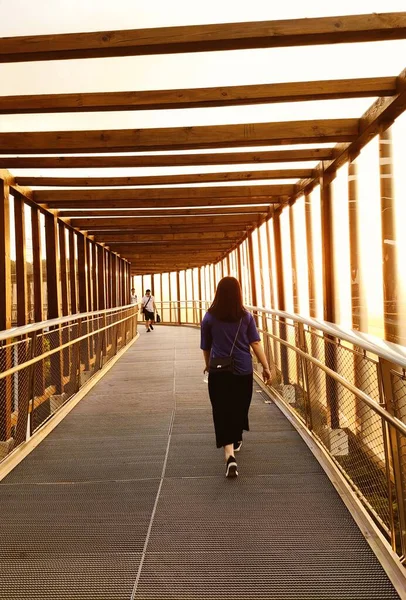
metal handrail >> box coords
[0,303,136,342]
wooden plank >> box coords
[94,231,242,243]
[0,77,396,115]
[35,184,293,203]
[0,148,335,168]
[88,223,255,235]
[108,242,236,252]
[58,221,69,316]
[47,197,285,210]
[13,192,28,326]
[31,206,43,323]
[1,13,406,62]
[44,212,61,318]
[17,169,311,187]
[0,119,358,154]
[0,177,11,330]
[70,214,261,229]
[68,229,77,314]
[58,206,270,218]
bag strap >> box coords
[144,296,152,309]
[229,317,243,357]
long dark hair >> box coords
[208,277,246,322]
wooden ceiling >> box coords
[1,12,406,275]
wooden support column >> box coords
[264,220,276,309]
[97,245,106,310]
[289,205,299,314]
[247,232,258,316]
[273,210,289,383]
[304,192,316,318]
[176,271,181,324]
[111,253,117,307]
[237,243,243,287]
[14,193,28,326]
[150,268,155,297]
[58,222,69,317]
[0,177,12,441]
[77,234,88,313]
[85,238,93,311]
[68,229,77,314]
[198,267,203,322]
[104,249,110,308]
[320,169,339,429]
[91,242,98,311]
[44,211,63,393]
[44,212,61,319]
[31,207,43,322]
[348,160,361,331]
[379,127,398,344]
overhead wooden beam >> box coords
[58,206,269,218]
[70,214,261,229]
[93,231,242,243]
[45,197,286,210]
[82,223,253,235]
[0,148,335,168]
[0,119,358,154]
[1,13,406,62]
[17,169,311,187]
[0,77,397,114]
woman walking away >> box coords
[200,277,271,478]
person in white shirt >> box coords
[141,289,156,332]
[130,288,138,305]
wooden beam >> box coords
[46,197,285,210]
[17,169,311,187]
[0,148,335,169]
[59,207,269,219]
[31,206,44,322]
[0,119,358,154]
[93,231,242,243]
[87,223,254,235]
[109,242,236,252]
[58,222,69,316]
[70,214,261,229]
[14,192,28,326]
[1,77,396,114]
[0,177,11,330]
[35,184,293,204]
[44,212,61,318]
[1,13,406,62]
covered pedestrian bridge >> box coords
[1,7,406,599]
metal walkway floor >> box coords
[0,326,400,599]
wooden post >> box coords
[31,207,45,398]
[237,243,243,288]
[264,220,276,309]
[14,193,28,326]
[289,205,299,315]
[0,176,12,441]
[91,242,98,311]
[58,222,69,317]
[45,212,61,319]
[273,210,289,384]
[176,271,181,324]
[45,212,63,393]
[247,232,258,319]
[320,169,339,430]
[97,245,106,310]
[68,230,77,314]
[198,266,203,322]
[304,192,316,318]
[77,234,89,370]
[379,127,398,343]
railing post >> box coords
[297,323,313,431]
[273,211,289,384]
[379,358,406,560]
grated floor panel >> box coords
[0,326,400,599]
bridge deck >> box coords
[0,326,400,599]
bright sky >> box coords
[0,0,405,180]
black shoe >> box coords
[226,456,238,478]
[150,325,154,330]
[233,440,243,452]
[146,328,150,332]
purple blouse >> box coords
[200,311,260,375]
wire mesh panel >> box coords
[0,306,138,464]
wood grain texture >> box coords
[0,77,396,114]
[0,13,405,62]
[0,148,335,168]
[0,119,358,153]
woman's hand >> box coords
[262,367,272,384]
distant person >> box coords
[141,289,156,333]
[201,277,271,478]
[130,288,138,305]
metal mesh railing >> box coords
[0,305,138,463]
[153,300,406,562]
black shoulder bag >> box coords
[142,296,152,314]
[209,317,243,374]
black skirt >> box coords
[208,371,253,448]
